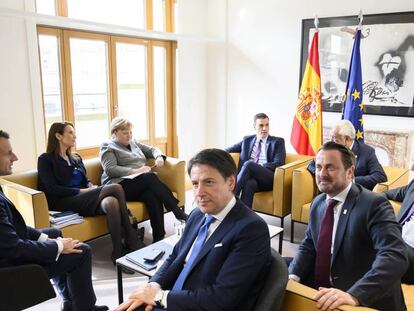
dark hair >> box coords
[318,141,355,169]
[253,113,269,123]
[0,130,10,139]
[46,122,74,155]
[188,148,237,180]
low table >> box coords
[116,224,283,303]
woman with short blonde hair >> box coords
[100,117,187,242]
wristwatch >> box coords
[154,289,165,308]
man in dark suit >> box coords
[307,120,387,190]
[226,113,286,208]
[0,130,107,311]
[383,180,414,284]
[289,142,407,311]
[116,148,271,311]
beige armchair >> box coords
[230,153,313,230]
[0,157,185,242]
[281,280,377,311]
[290,165,409,243]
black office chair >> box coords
[0,264,56,311]
[254,248,288,311]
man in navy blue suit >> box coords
[289,142,407,311]
[0,130,107,311]
[116,148,271,311]
[307,120,386,190]
[226,113,286,208]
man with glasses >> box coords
[307,120,386,190]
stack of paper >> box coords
[49,211,84,229]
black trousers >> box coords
[235,161,274,208]
[41,228,96,311]
[403,243,414,284]
[120,173,179,240]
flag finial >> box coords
[314,15,319,32]
[357,10,363,30]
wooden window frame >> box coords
[49,0,174,32]
[37,26,177,158]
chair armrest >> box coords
[291,166,316,222]
[0,178,50,228]
[373,166,409,193]
[0,264,56,310]
[152,157,186,206]
[273,158,313,216]
[282,280,376,311]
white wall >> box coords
[214,0,414,167]
[0,1,214,170]
[1,0,414,171]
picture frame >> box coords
[300,11,414,117]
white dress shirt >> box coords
[289,182,353,282]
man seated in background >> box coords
[307,120,387,190]
[116,148,271,311]
[382,179,414,285]
[225,113,286,208]
[289,142,407,311]
[0,130,107,311]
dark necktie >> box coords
[314,198,338,288]
[400,201,414,225]
[253,139,262,163]
[172,215,216,290]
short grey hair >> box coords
[335,120,356,139]
[110,117,133,135]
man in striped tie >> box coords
[116,148,271,311]
[226,113,286,208]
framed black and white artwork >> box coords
[300,11,414,117]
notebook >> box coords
[126,241,173,271]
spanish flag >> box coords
[291,31,322,156]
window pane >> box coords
[67,0,145,29]
[36,0,56,15]
[38,34,63,133]
[69,38,109,148]
[116,42,148,140]
[153,0,166,32]
[153,46,167,137]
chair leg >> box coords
[290,220,295,243]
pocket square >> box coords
[214,243,223,248]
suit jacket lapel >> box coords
[399,195,414,222]
[351,141,360,166]
[265,138,272,162]
[175,216,205,264]
[185,204,239,276]
[332,184,358,261]
[248,137,256,159]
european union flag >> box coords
[342,29,364,142]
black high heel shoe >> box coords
[173,206,188,222]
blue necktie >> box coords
[172,215,215,290]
